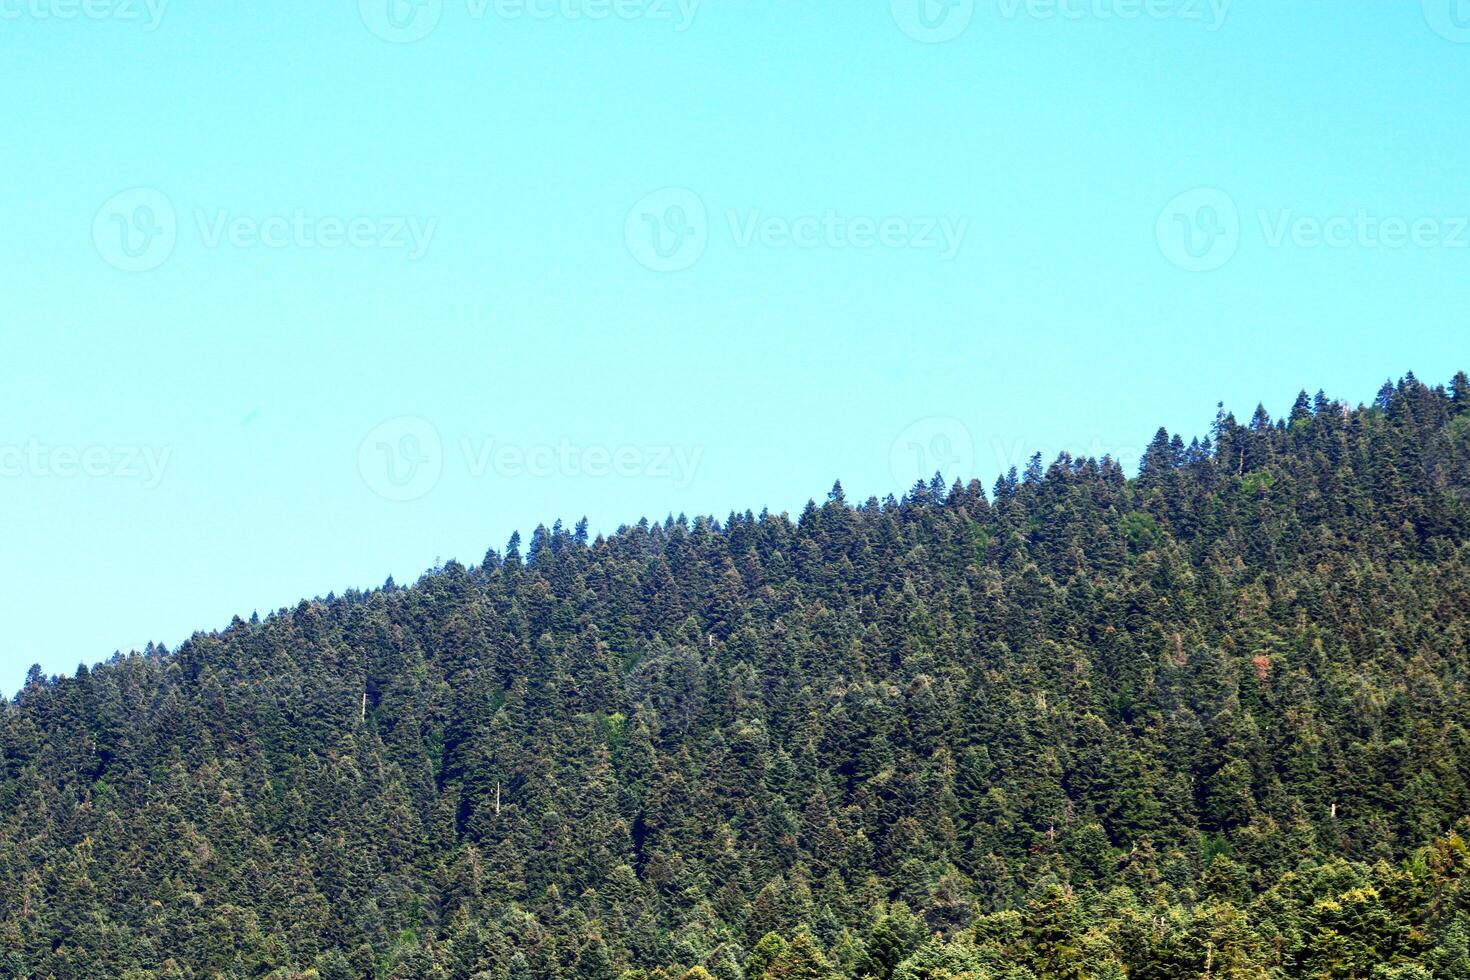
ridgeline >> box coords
[5,373,1470,978]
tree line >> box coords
[2,372,1470,978]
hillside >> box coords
[4,373,1470,979]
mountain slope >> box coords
[4,373,1470,979]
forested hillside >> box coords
[5,373,1470,979]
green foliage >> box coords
[1118,512,1161,554]
[759,932,837,979]
[1241,469,1276,494]
[892,935,989,979]
[2,373,1470,977]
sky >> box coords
[1,0,1467,687]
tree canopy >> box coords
[4,373,1470,978]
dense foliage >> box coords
[5,373,1470,979]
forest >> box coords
[3,372,1470,979]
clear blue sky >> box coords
[2,0,1467,686]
